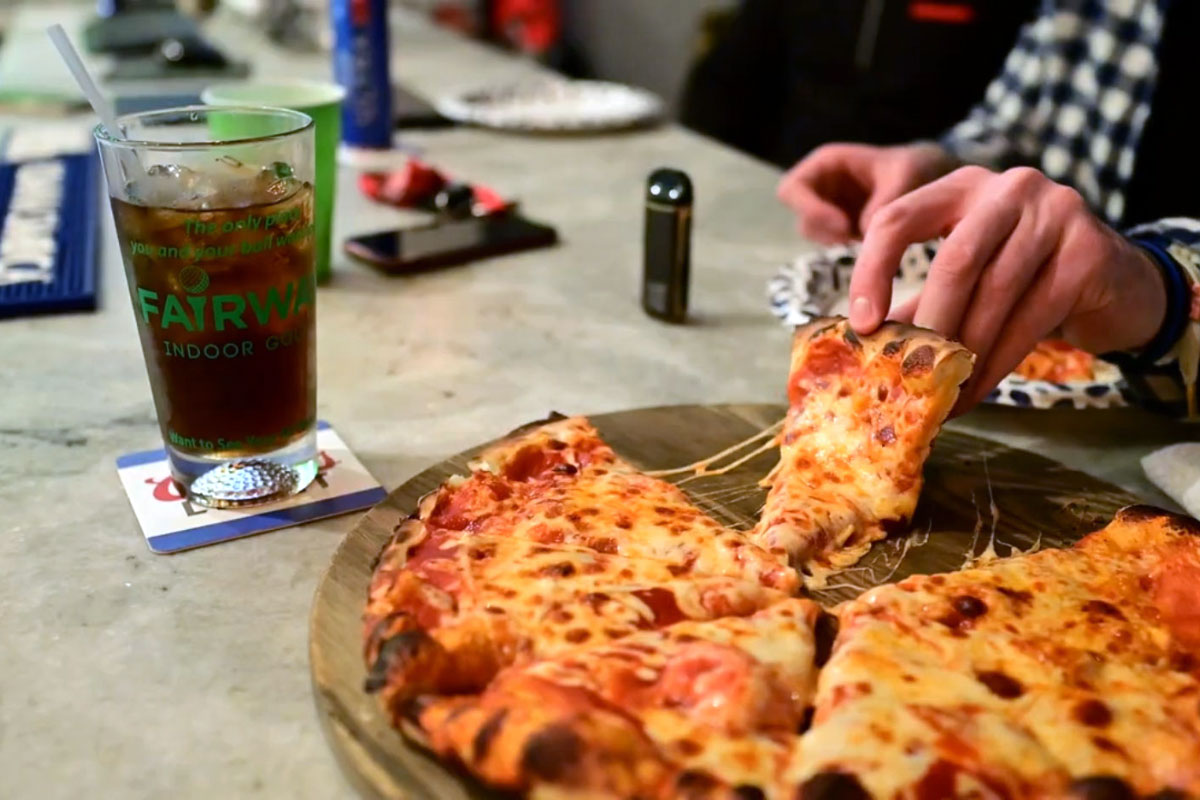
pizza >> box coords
[789,505,1200,799]
[363,416,797,717]
[414,599,828,797]
[360,316,1200,799]
[754,317,973,576]
[1013,339,1097,383]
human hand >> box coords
[776,142,958,244]
[847,166,1168,410]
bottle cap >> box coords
[647,168,692,205]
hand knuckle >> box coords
[951,164,990,183]
[1047,184,1085,212]
[1002,166,1044,191]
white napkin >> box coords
[1142,443,1200,518]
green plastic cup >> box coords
[202,81,345,283]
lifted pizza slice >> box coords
[755,317,973,577]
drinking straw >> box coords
[46,24,122,140]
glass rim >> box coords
[93,105,314,151]
[200,80,347,108]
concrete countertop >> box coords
[1,11,1195,800]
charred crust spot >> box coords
[1083,600,1124,619]
[1068,776,1134,800]
[875,425,896,445]
[1091,737,1126,756]
[364,630,434,693]
[589,537,618,554]
[997,586,1033,605]
[565,628,591,644]
[797,706,815,734]
[814,611,839,667]
[521,724,583,781]
[547,439,568,451]
[952,595,988,618]
[468,544,496,560]
[676,770,720,793]
[1117,505,1200,535]
[540,561,577,578]
[1116,504,1175,524]
[901,344,935,376]
[1146,791,1189,800]
[734,786,766,800]
[615,515,633,530]
[1169,650,1196,672]
[882,338,907,357]
[369,553,382,571]
[1074,699,1113,727]
[805,319,842,341]
[975,670,1023,699]
[472,709,509,762]
[584,592,610,607]
[398,694,435,726]
[552,463,578,475]
[798,771,870,800]
[842,327,862,348]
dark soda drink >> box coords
[97,106,319,507]
[111,164,316,463]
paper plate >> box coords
[434,78,663,132]
[767,241,1128,409]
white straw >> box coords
[46,24,122,139]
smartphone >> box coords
[344,213,558,273]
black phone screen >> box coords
[345,214,558,273]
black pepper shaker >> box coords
[642,168,692,323]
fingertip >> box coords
[849,295,880,332]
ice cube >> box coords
[127,159,300,210]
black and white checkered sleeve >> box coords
[939,1,1166,225]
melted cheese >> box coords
[789,510,1200,798]
[755,318,974,575]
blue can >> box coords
[331,0,393,149]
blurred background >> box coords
[0,0,734,117]
[0,0,1028,169]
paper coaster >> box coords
[116,421,387,554]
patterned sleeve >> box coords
[937,18,1045,171]
[1124,219,1200,418]
[937,1,1166,225]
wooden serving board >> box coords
[308,403,1140,800]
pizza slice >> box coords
[432,416,796,593]
[413,599,826,798]
[364,528,788,711]
[787,506,1200,799]
[1012,339,1097,383]
[754,317,974,577]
